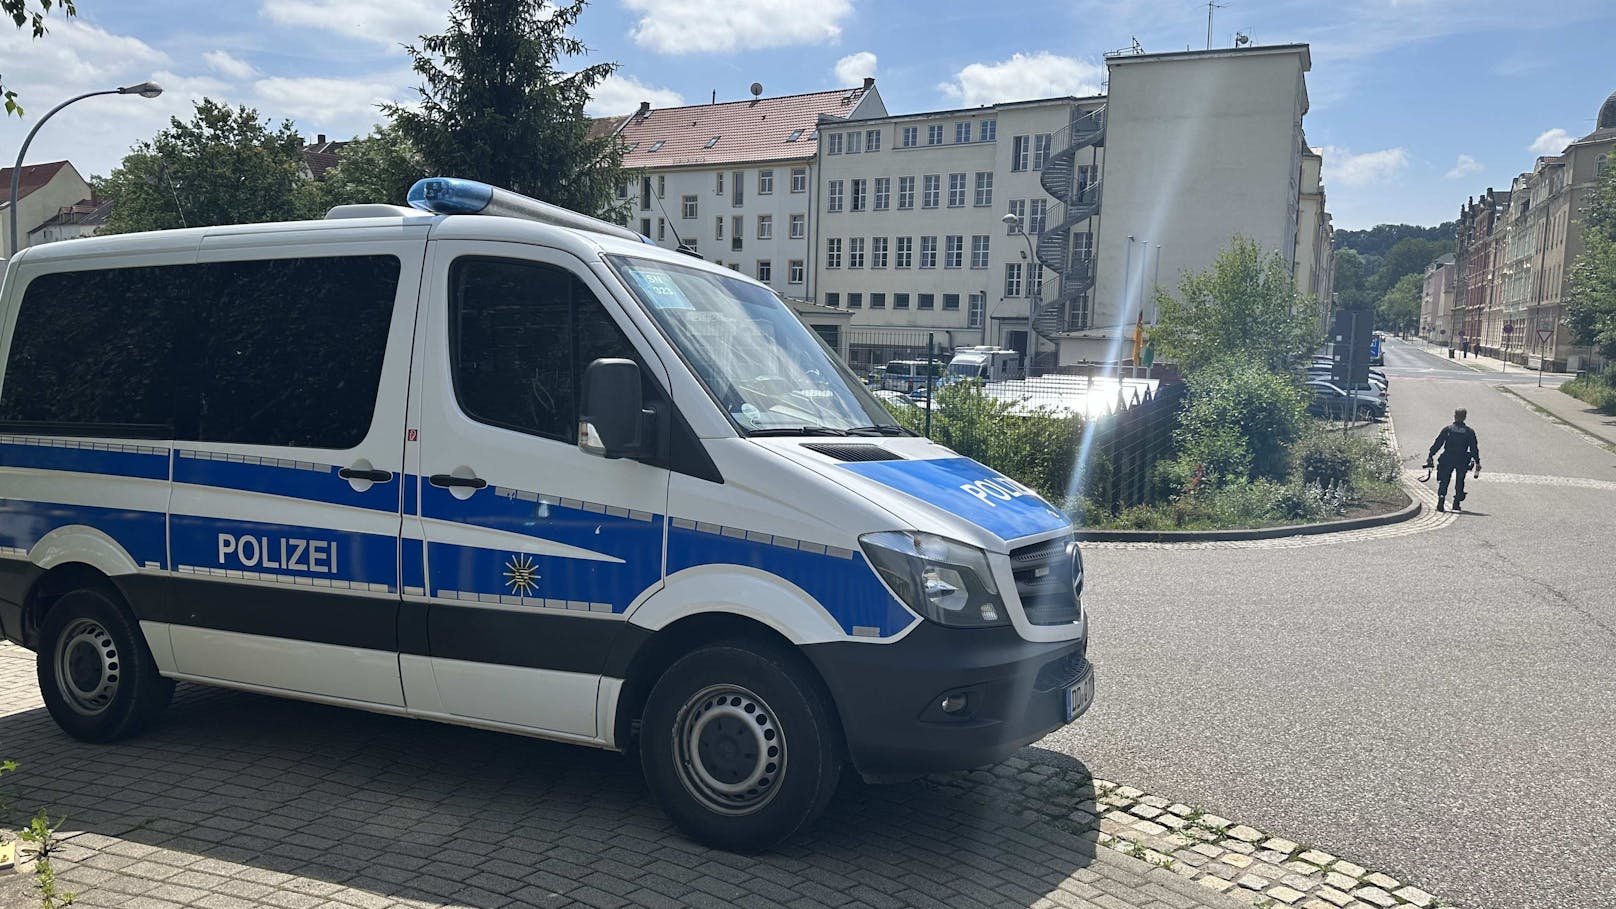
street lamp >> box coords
[8,81,163,254]
[1002,211,1038,377]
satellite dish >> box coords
[750,82,763,97]
[1235,32,1251,46]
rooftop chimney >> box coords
[638,101,651,118]
[863,77,875,90]
[317,133,326,145]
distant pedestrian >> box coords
[1426,408,1482,513]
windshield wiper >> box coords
[844,425,910,436]
[748,425,851,437]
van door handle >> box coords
[429,474,487,490]
[339,467,394,482]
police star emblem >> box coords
[503,554,540,597]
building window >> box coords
[894,293,910,310]
[732,171,744,207]
[787,127,805,142]
[705,136,721,149]
[901,126,918,148]
[922,175,940,208]
[872,236,889,268]
[715,172,725,194]
[1029,198,1048,235]
[865,292,881,309]
[847,131,863,154]
[980,119,996,142]
[920,236,938,269]
[756,260,772,283]
[681,195,698,219]
[828,133,844,154]
[715,216,724,239]
[849,237,865,269]
[971,235,990,269]
[974,172,993,207]
[849,292,864,309]
[732,215,743,251]
[954,122,971,144]
[826,238,842,269]
[648,140,665,152]
[898,176,915,210]
[874,177,891,210]
[641,177,653,210]
[1029,262,1045,297]
[918,293,935,310]
[947,173,967,208]
[758,169,774,194]
[617,181,630,200]
[1007,199,1026,234]
[866,129,882,152]
[789,259,805,284]
[942,293,959,310]
[757,214,773,239]
[657,175,666,198]
[1034,134,1052,170]
[657,218,666,241]
[944,235,963,269]
[791,167,808,193]
[1012,135,1030,171]
[684,238,698,252]
[968,293,985,328]
[789,213,806,239]
[895,236,913,268]
[927,124,943,145]
[1005,262,1023,297]
[640,218,651,236]
[851,178,867,212]
[825,292,840,307]
[828,180,844,212]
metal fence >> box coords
[1078,381,1187,513]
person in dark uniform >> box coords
[1426,407,1482,512]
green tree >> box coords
[98,99,309,234]
[1333,248,1369,311]
[1150,236,1323,374]
[3,0,73,115]
[1173,361,1310,484]
[1368,237,1449,300]
[298,122,428,214]
[1334,222,1455,260]
[1566,162,1616,360]
[388,0,626,215]
[1376,272,1422,333]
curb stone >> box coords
[1497,384,1616,450]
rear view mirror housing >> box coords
[579,358,655,459]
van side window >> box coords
[449,257,636,442]
[0,256,400,449]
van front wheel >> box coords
[640,643,842,852]
[37,586,173,743]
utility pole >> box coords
[1206,0,1226,49]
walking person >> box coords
[1426,407,1482,512]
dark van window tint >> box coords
[0,256,400,449]
[450,257,636,441]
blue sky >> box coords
[2,0,1612,229]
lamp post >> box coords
[1002,211,1038,377]
[9,81,163,254]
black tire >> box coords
[639,642,843,852]
[36,585,173,743]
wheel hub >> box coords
[674,685,785,816]
[54,619,120,717]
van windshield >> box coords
[946,362,985,379]
[608,255,903,436]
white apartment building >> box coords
[813,97,1105,372]
[610,83,885,294]
[1295,148,1336,306]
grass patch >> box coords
[1559,370,1616,415]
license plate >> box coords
[1065,672,1094,721]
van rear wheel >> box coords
[640,643,842,852]
[37,586,173,743]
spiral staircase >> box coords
[1029,106,1105,342]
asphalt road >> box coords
[1048,339,1616,908]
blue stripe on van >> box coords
[0,499,168,568]
[667,527,914,638]
[0,440,168,481]
[170,513,399,592]
[174,454,399,513]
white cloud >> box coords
[203,51,258,80]
[1320,146,1411,187]
[587,74,684,117]
[833,52,877,86]
[937,52,1104,107]
[252,73,406,128]
[1444,154,1483,180]
[624,0,853,54]
[1528,128,1572,157]
[260,0,447,46]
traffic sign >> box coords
[1502,323,1515,334]
[1538,328,1553,346]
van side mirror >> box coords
[579,358,652,459]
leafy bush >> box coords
[1174,361,1310,484]
[1560,367,1616,415]
[1294,433,1356,487]
[885,383,1083,501]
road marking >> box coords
[1468,471,1616,492]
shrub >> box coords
[1294,433,1356,487]
[1560,367,1616,415]
[1174,361,1310,483]
[885,383,1083,501]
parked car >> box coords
[1307,367,1387,393]
[1306,379,1386,420]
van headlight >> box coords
[860,531,1008,628]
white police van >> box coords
[0,179,1091,850]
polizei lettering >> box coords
[217,534,338,574]
[959,475,1034,508]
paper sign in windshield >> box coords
[627,268,695,310]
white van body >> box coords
[945,346,1022,382]
[0,183,1090,850]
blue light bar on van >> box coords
[407,177,493,214]
[405,177,652,244]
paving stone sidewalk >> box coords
[0,639,1445,909]
[1497,382,1616,448]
